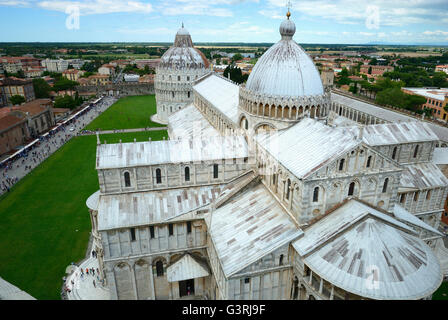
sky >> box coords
[0,0,447,44]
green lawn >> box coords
[0,130,167,300]
[85,95,165,131]
[433,281,448,300]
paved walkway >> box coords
[65,257,110,300]
[0,96,117,196]
[81,126,168,135]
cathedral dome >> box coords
[159,24,209,70]
[245,13,323,98]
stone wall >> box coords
[76,83,155,97]
[98,159,251,195]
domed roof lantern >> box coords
[279,10,296,40]
[174,23,193,47]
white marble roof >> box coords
[193,73,240,124]
[167,254,209,282]
[399,163,448,190]
[393,204,443,236]
[332,92,448,143]
[96,135,248,169]
[256,117,360,179]
[432,147,448,165]
[348,122,439,146]
[97,184,224,231]
[293,199,442,300]
[0,277,35,300]
[403,88,448,102]
[86,190,100,211]
[208,182,303,277]
[168,103,220,140]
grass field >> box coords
[0,130,167,300]
[85,95,165,131]
[433,281,448,300]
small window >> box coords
[156,168,162,184]
[244,278,250,284]
[187,221,192,234]
[168,224,173,236]
[413,145,419,158]
[348,182,355,196]
[313,187,319,202]
[187,76,190,81]
[156,261,164,277]
[124,171,131,187]
[149,226,155,239]
[338,159,345,171]
[185,167,190,182]
[178,76,181,81]
[426,190,431,200]
[392,147,397,160]
[213,164,219,179]
[286,179,291,200]
[130,228,136,241]
[366,156,372,168]
[382,178,389,193]
[279,254,284,266]
[400,194,406,203]
[188,91,190,98]
[244,157,248,163]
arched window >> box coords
[156,168,162,184]
[187,76,190,81]
[124,171,131,187]
[172,92,175,98]
[185,167,190,182]
[339,159,345,171]
[366,155,372,168]
[284,179,291,200]
[156,261,164,277]
[392,146,397,160]
[382,178,388,193]
[313,187,319,202]
[400,193,406,203]
[213,164,219,179]
[279,254,284,266]
[348,182,355,196]
[414,191,419,201]
[178,75,181,81]
[413,145,419,158]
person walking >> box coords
[93,280,96,288]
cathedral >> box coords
[83,12,448,300]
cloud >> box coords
[423,30,448,36]
[37,0,153,15]
[0,0,30,5]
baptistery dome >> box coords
[158,25,209,70]
[238,12,329,133]
[154,24,210,123]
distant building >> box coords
[132,59,161,70]
[0,98,55,137]
[139,74,155,84]
[402,87,448,121]
[62,69,85,82]
[79,74,110,86]
[52,108,71,122]
[360,65,393,77]
[0,57,41,75]
[436,65,448,74]
[98,64,115,76]
[321,69,335,88]
[0,114,30,155]
[0,77,35,106]
[124,74,140,82]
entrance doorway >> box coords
[179,279,195,297]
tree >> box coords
[32,78,52,98]
[368,66,372,75]
[10,95,25,105]
[53,78,79,92]
[404,94,427,112]
[370,58,378,65]
[54,94,77,110]
[223,65,248,84]
[231,53,244,63]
